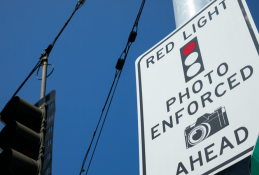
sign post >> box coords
[135,0,259,174]
[172,0,211,28]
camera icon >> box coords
[184,107,229,149]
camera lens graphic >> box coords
[188,123,211,146]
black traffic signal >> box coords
[0,96,45,175]
[0,90,56,175]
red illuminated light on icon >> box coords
[183,42,196,55]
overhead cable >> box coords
[10,0,86,99]
[79,0,146,174]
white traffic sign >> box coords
[135,0,259,174]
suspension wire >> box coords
[79,0,146,174]
[7,0,86,101]
[79,71,119,175]
[52,2,82,47]
[85,70,122,175]
[12,60,41,98]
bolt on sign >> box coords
[135,0,259,174]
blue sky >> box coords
[0,0,258,175]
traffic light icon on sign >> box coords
[180,37,205,83]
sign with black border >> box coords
[135,0,259,174]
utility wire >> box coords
[52,0,85,47]
[12,61,41,98]
[79,70,119,174]
[9,0,86,100]
[79,0,146,174]
[85,70,122,175]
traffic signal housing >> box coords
[0,90,56,175]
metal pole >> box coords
[172,0,211,28]
[40,56,48,99]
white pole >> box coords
[172,0,211,28]
[40,59,48,99]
